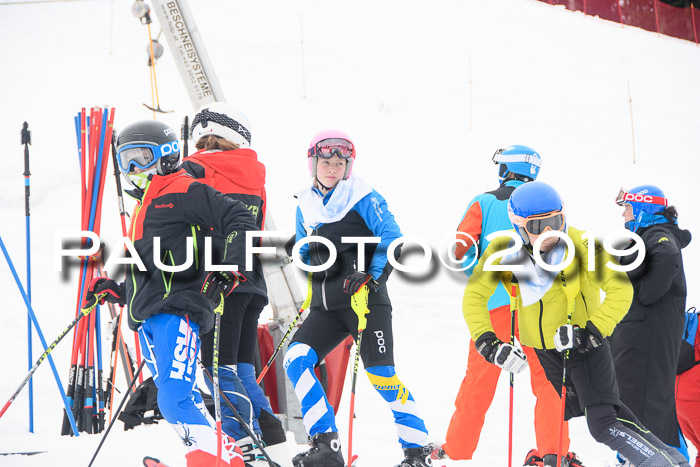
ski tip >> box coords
[143,456,168,467]
[351,454,359,466]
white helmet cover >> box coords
[190,102,252,148]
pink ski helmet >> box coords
[307,129,356,180]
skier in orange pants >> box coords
[433,146,571,466]
[443,305,569,462]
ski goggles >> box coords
[615,188,668,207]
[117,140,180,173]
[492,148,542,167]
[307,138,354,159]
[514,210,565,236]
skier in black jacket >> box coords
[86,120,257,467]
[613,185,692,458]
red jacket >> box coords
[677,324,700,401]
[180,149,267,298]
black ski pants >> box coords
[200,292,267,367]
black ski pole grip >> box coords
[21,122,31,217]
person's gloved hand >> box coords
[553,322,603,353]
[87,278,124,306]
[475,331,528,374]
[343,272,379,295]
[201,271,245,301]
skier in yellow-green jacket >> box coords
[462,181,689,467]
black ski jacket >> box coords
[296,186,402,311]
[125,170,257,333]
[612,222,692,446]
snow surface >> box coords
[0,0,699,465]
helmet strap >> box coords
[314,176,333,193]
[512,173,533,183]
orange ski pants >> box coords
[443,305,569,460]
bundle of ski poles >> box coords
[61,107,118,435]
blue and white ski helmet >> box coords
[493,145,542,183]
[508,181,565,244]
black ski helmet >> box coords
[116,120,181,187]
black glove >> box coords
[553,321,603,353]
[475,331,527,374]
[201,271,244,301]
[284,235,296,257]
[343,272,379,295]
[86,278,125,307]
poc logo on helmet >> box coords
[161,141,180,156]
[163,128,175,136]
[623,192,654,203]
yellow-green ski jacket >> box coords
[463,227,633,350]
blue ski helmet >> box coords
[508,181,565,245]
[493,145,542,183]
[616,185,669,232]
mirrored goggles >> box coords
[521,211,565,236]
[117,140,180,173]
[615,188,668,207]
[308,138,354,159]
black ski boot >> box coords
[395,445,433,467]
[292,432,344,467]
[542,452,584,467]
[542,454,566,467]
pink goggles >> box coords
[308,138,355,159]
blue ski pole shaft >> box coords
[0,233,79,435]
[21,122,33,432]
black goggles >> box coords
[522,211,565,236]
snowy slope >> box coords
[0,0,698,465]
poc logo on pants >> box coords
[375,330,386,354]
[170,320,196,382]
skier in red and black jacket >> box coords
[86,120,257,467]
[180,103,292,467]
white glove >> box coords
[493,343,528,374]
[554,324,576,352]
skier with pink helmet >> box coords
[284,130,432,467]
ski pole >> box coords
[87,359,146,467]
[508,280,518,467]
[256,272,313,384]
[111,134,144,385]
[0,282,105,427]
[181,115,189,159]
[213,293,225,467]
[199,364,276,467]
[21,121,34,432]
[347,285,370,467]
[557,270,577,467]
[0,233,79,435]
